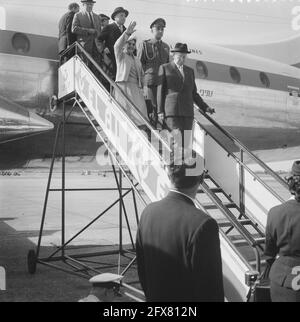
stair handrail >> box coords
[194,107,289,194]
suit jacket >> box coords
[136,191,224,302]
[72,11,101,54]
[58,11,77,54]
[98,23,126,71]
[114,32,144,88]
[265,200,300,289]
[157,62,209,117]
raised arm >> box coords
[114,21,137,62]
[114,31,129,61]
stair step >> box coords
[231,236,265,248]
[219,219,253,228]
[198,188,223,194]
[254,237,265,245]
[249,259,267,267]
[203,202,237,210]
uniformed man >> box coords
[138,18,170,128]
[79,273,123,302]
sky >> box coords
[0,0,299,44]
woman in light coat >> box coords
[114,21,148,126]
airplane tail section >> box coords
[43,43,290,302]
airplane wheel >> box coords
[27,250,37,275]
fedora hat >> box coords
[81,0,96,3]
[111,7,129,20]
[171,43,191,54]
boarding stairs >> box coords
[56,43,290,302]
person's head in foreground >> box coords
[79,273,123,302]
[167,151,204,199]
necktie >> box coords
[88,12,95,28]
[119,25,123,33]
[178,65,184,79]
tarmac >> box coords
[0,170,144,302]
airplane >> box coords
[0,93,53,143]
[0,0,299,169]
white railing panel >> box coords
[204,132,240,205]
[244,170,282,229]
[58,57,75,99]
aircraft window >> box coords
[229,67,241,84]
[196,61,208,79]
[12,33,30,54]
[260,72,270,88]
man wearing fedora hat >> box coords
[98,7,129,79]
[264,160,300,302]
[157,43,215,149]
[138,18,170,128]
[72,0,101,58]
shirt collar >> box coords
[115,22,123,29]
[174,62,184,70]
[169,189,195,206]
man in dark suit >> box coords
[58,3,80,55]
[157,43,215,136]
[136,158,224,302]
[72,0,101,58]
[97,7,129,79]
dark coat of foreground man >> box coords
[136,163,224,302]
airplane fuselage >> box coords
[0,29,300,169]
